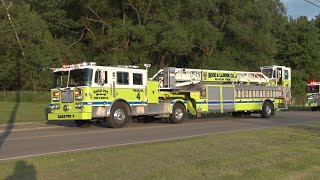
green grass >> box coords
[0,102,48,124]
[0,91,49,124]
[0,91,49,103]
[1,123,320,179]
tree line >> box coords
[0,0,319,97]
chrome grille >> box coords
[61,90,74,103]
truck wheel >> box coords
[107,103,129,128]
[311,107,318,111]
[260,101,274,118]
[169,103,186,124]
[75,120,92,128]
[232,112,243,118]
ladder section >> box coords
[151,67,202,89]
[237,72,269,84]
[151,67,271,89]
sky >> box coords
[282,0,320,19]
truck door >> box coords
[282,67,291,86]
[147,81,159,103]
[113,71,132,100]
[132,72,146,104]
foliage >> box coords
[0,0,319,97]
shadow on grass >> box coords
[5,160,37,180]
[0,92,20,149]
[0,51,22,149]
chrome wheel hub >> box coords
[175,108,184,121]
[266,105,272,115]
[114,109,126,123]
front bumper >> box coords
[48,103,92,120]
[48,112,92,120]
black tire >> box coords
[260,101,274,118]
[169,103,187,124]
[74,120,92,128]
[311,107,318,111]
[106,103,129,128]
[232,112,243,118]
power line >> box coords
[304,0,320,9]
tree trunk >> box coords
[1,0,27,63]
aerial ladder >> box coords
[151,66,291,109]
[152,67,272,88]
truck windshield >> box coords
[306,85,320,94]
[53,68,93,88]
[261,68,273,78]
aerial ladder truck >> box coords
[48,62,292,128]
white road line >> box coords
[1,121,318,161]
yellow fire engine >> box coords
[48,62,292,128]
[305,80,320,111]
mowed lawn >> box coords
[1,123,320,179]
[0,102,48,124]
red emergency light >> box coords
[309,80,316,85]
[62,64,68,69]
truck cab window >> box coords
[104,71,108,83]
[284,70,289,80]
[95,70,108,84]
[133,73,143,85]
[95,71,101,83]
[117,72,129,85]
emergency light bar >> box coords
[50,62,97,72]
[308,80,320,85]
[62,62,96,69]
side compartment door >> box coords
[222,86,235,112]
[207,86,221,112]
[147,81,159,103]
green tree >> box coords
[276,17,320,96]
[0,1,61,90]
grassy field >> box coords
[0,91,49,103]
[0,91,49,124]
[0,123,319,179]
[0,102,48,124]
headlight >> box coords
[52,91,60,102]
[75,103,83,109]
[75,89,83,101]
[52,104,60,109]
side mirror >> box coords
[100,79,105,86]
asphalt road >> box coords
[0,111,319,161]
